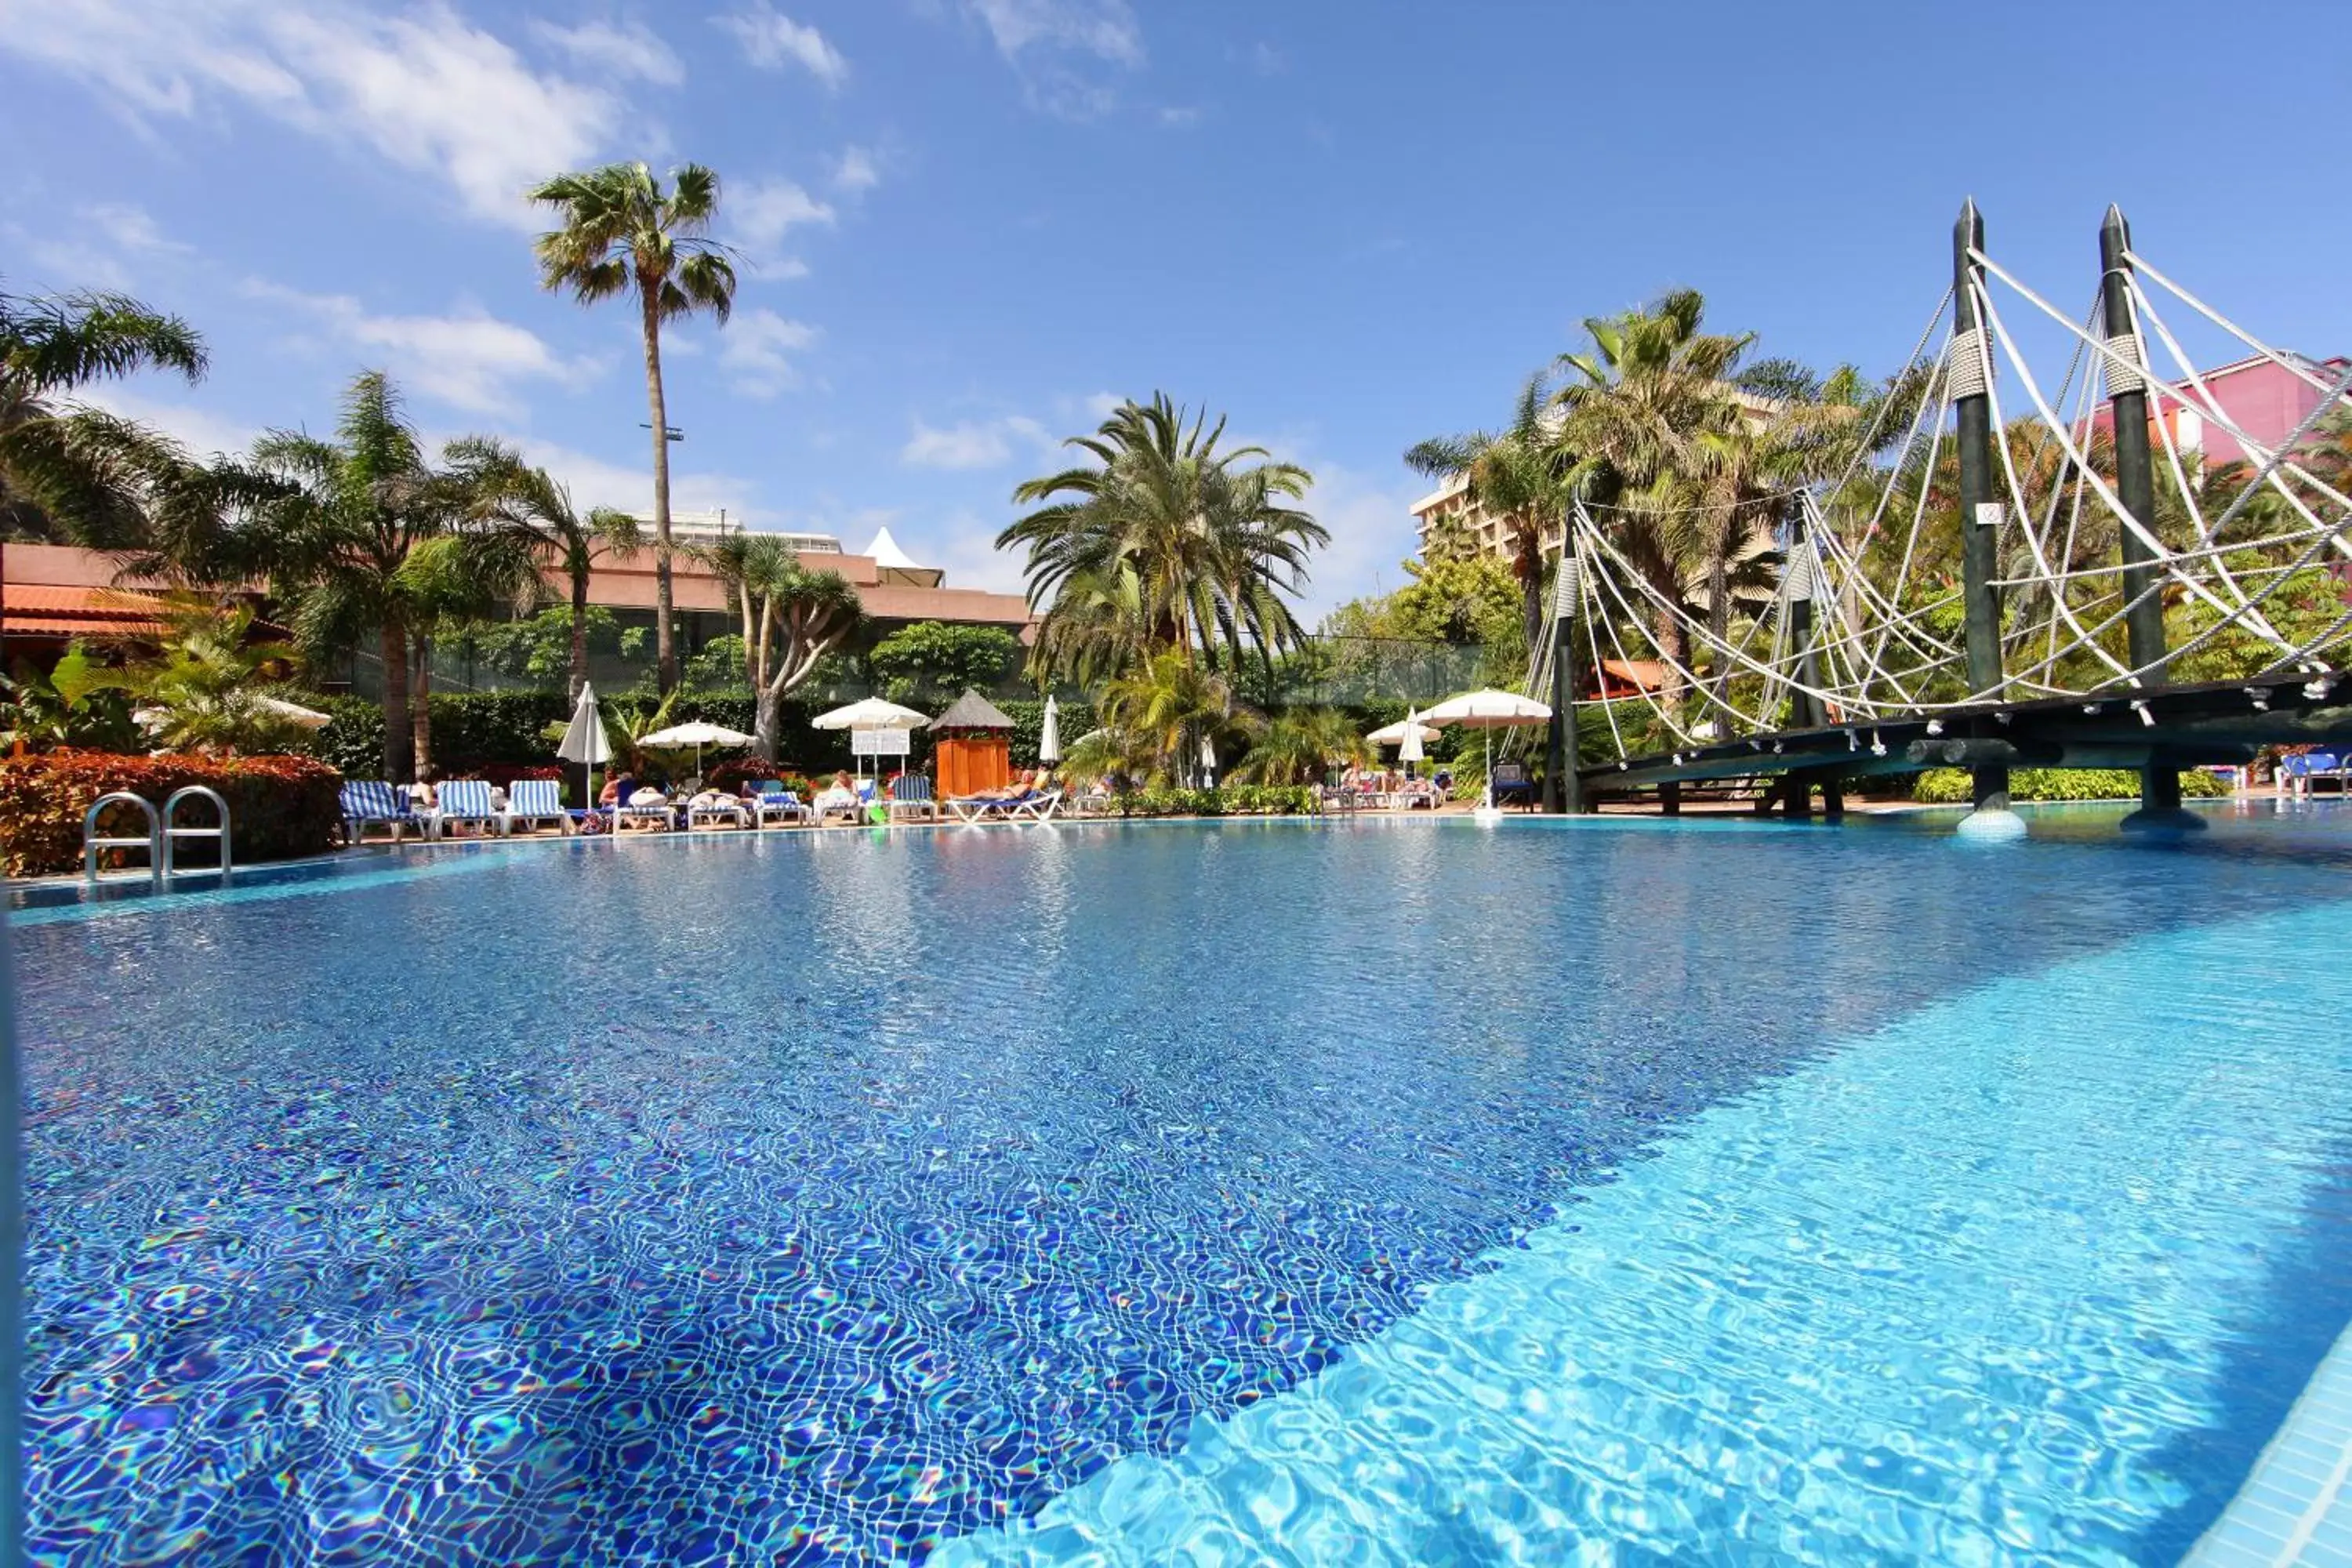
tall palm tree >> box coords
[245,371,530,779]
[1405,372,1581,668]
[459,441,642,698]
[1000,395,1325,684]
[529,162,736,695]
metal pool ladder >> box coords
[81,787,233,891]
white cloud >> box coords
[247,280,593,414]
[80,387,260,460]
[720,307,818,397]
[713,3,846,87]
[956,0,1142,119]
[1079,391,1125,422]
[6,201,187,289]
[915,510,1031,595]
[496,435,761,523]
[532,18,682,85]
[1289,458,1425,619]
[0,0,622,227]
[1156,105,1201,129]
[831,145,881,194]
[80,201,187,255]
[900,415,1050,470]
[963,0,1140,66]
[730,176,835,273]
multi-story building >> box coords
[2093,351,2350,465]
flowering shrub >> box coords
[0,749,343,877]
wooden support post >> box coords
[1547,558,1584,815]
[1659,781,1682,817]
[1784,501,1826,731]
[1952,201,2024,840]
[1780,773,1813,821]
[2101,206,2168,684]
[1821,777,1846,822]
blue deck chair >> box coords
[616,788,676,832]
[756,787,809,827]
[505,778,568,834]
[435,779,507,837]
[1490,761,1537,809]
[340,779,421,844]
[1009,788,1062,823]
[886,775,939,822]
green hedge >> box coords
[1913,767,2230,804]
[1095,785,1320,818]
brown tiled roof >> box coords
[2,585,171,637]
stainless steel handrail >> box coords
[162,786,232,885]
[82,793,163,890]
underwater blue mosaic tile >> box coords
[16,808,2352,1563]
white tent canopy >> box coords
[811,697,930,731]
[863,526,922,572]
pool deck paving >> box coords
[2187,1321,2352,1567]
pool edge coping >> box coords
[2183,1317,2352,1566]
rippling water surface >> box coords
[17,804,2352,1563]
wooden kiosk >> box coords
[929,689,1016,799]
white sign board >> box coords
[851,727,911,757]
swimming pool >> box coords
[17,808,2352,1563]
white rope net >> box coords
[1537,244,2352,770]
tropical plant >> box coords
[529,161,737,695]
[241,371,535,779]
[0,649,140,753]
[1229,706,1365,786]
[691,532,862,760]
[1000,395,1326,686]
[462,445,643,697]
[62,601,317,754]
[0,283,208,549]
[1095,649,1259,786]
[866,620,1021,703]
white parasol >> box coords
[1419,688,1552,820]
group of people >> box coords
[1334,764,1451,809]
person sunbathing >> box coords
[812,771,862,818]
[963,768,1036,803]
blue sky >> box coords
[3,0,2346,615]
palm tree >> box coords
[1555,289,1755,713]
[1000,395,1325,684]
[1405,372,1578,667]
[245,371,531,779]
[692,532,861,760]
[529,162,736,695]
[2,284,211,657]
[459,441,642,698]
[1096,649,1257,786]
[1229,706,1365,786]
[68,600,316,754]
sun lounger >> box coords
[505,778,569,834]
[886,776,939,822]
[435,779,508,838]
[339,779,423,844]
[616,788,675,832]
[946,790,1022,823]
[756,790,810,827]
[1010,789,1062,822]
[687,792,752,829]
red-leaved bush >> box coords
[0,750,343,877]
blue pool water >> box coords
[16,808,2352,1564]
